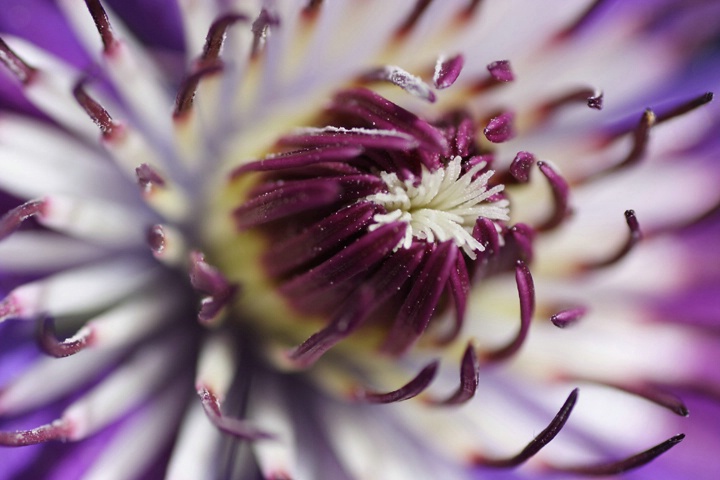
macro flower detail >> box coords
[0,1,719,480]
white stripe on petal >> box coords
[0,232,106,271]
[165,400,222,480]
[62,335,183,440]
[1,257,157,322]
[82,379,188,480]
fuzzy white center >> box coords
[366,156,510,259]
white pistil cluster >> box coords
[366,156,510,259]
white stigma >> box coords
[366,156,510,259]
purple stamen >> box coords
[594,380,689,417]
[280,223,406,300]
[201,14,248,64]
[394,0,434,38]
[554,0,610,41]
[83,0,119,53]
[472,217,502,257]
[0,38,37,84]
[264,202,378,278]
[508,223,535,264]
[189,251,237,325]
[197,387,274,440]
[353,360,439,403]
[173,63,224,118]
[279,128,419,152]
[360,66,436,102]
[582,210,642,270]
[382,242,458,355]
[536,161,571,231]
[234,175,383,229]
[486,60,514,83]
[475,388,579,467]
[482,260,534,362]
[547,434,685,475]
[0,421,72,447]
[251,9,280,59]
[147,224,166,255]
[434,54,465,90]
[484,112,515,143]
[232,146,364,176]
[436,255,471,345]
[509,151,536,183]
[37,316,93,358]
[428,343,479,405]
[538,88,603,120]
[73,81,117,137]
[617,108,656,171]
[655,92,713,125]
[550,306,587,328]
[136,163,166,192]
[332,88,448,155]
[0,199,45,241]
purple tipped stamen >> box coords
[83,0,119,53]
[582,210,642,270]
[360,66,436,102]
[353,360,439,403]
[475,388,579,467]
[201,14,248,64]
[0,38,37,84]
[482,260,534,362]
[536,161,571,231]
[428,343,479,405]
[509,151,536,183]
[174,63,224,117]
[251,9,280,59]
[197,387,274,440]
[37,316,93,358]
[547,434,685,475]
[189,251,237,325]
[0,421,72,447]
[487,60,514,83]
[73,81,117,137]
[0,199,45,241]
[550,306,587,328]
[433,54,465,90]
[484,112,516,143]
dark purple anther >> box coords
[353,360,439,403]
[361,66,436,102]
[536,161,570,231]
[395,0,434,38]
[146,224,166,255]
[587,92,603,110]
[382,242,458,355]
[0,38,37,84]
[38,316,92,357]
[487,60,514,82]
[197,387,274,440]
[251,9,280,59]
[84,0,119,53]
[429,343,479,405]
[549,434,685,475]
[483,260,534,362]
[73,81,117,137]
[582,210,642,269]
[201,14,248,64]
[0,421,72,446]
[484,112,515,143]
[476,389,579,467]
[189,251,237,325]
[136,163,166,192]
[174,63,224,118]
[656,92,713,125]
[550,306,587,328]
[509,151,536,183]
[434,54,464,89]
[0,199,45,241]
[508,223,535,263]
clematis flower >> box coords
[0,0,719,479]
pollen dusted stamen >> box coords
[173,63,224,117]
[366,156,509,258]
[201,14,249,65]
[360,65,436,102]
[38,316,93,358]
[0,199,45,241]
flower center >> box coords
[366,156,509,258]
